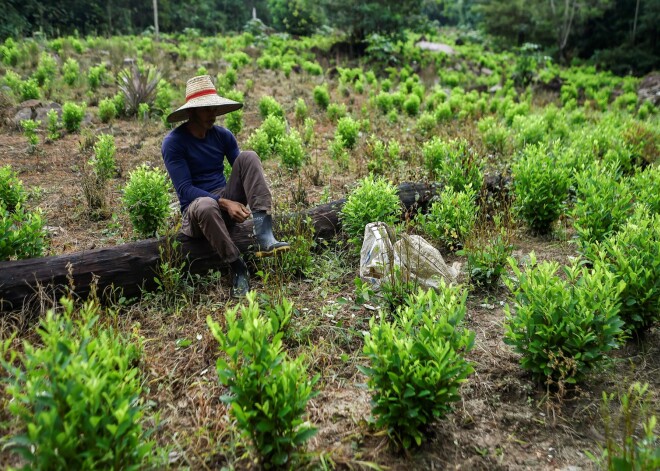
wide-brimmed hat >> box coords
[166,75,243,123]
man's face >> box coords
[188,106,220,130]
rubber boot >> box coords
[229,257,250,298]
[252,211,290,257]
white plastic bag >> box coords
[359,222,459,291]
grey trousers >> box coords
[181,151,272,263]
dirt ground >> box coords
[0,67,658,470]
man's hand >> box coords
[218,198,251,223]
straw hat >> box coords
[166,75,243,123]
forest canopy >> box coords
[1,0,658,75]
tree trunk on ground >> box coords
[0,182,439,312]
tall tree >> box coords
[321,0,425,43]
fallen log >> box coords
[0,182,438,312]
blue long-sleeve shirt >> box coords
[162,124,240,213]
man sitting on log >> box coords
[162,75,289,297]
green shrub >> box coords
[90,134,117,183]
[366,136,401,175]
[434,102,453,122]
[301,117,315,145]
[217,67,237,91]
[335,116,360,149]
[275,215,316,278]
[0,205,46,260]
[1,38,20,66]
[592,210,660,333]
[62,57,80,86]
[276,129,306,170]
[98,98,117,123]
[87,64,107,91]
[62,102,87,133]
[0,298,155,469]
[294,97,308,122]
[416,187,478,251]
[360,285,475,449]
[403,94,421,116]
[512,114,547,149]
[414,112,436,137]
[0,165,26,211]
[20,78,40,101]
[207,293,318,467]
[512,143,570,234]
[326,102,347,122]
[46,109,61,140]
[33,52,57,86]
[313,84,330,110]
[478,116,509,154]
[594,382,659,471]
[339,175,400,247]
[112,93,126,117]
[460,226,513,289]
[302,61,323,76]
[630,164,660,213]
[122,165,172,238]
[247,115,287,160]
[258,95,284,119]
[504,254,624,384]
[153,79,175,116]
[422,137,483,192]
[375,91,394,114]
[224,108,243,136]
[572,164,633,248]
[117,66,160,117]
[21,119,40,153]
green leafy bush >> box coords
[87,63,107,91]
[302,60,323,76]
[630,164,660,213]
[335,116,360,149]
[0,165,27,212]
[90,134,117,183]
[403,94,421,116]
[414,112,436,137]
[422,137,483,192]
[512,143,570,234]
[415,187,478,251]
[592,210,660,333]
[313,84,330,110]
[258,95,284,119]
[275,215,316,278]
[477,116,509,155]
[374,91,394,114]
[33,52,57,86]
[20,78,40,101]
[594,382,659,471]
[276,129,306,170]
[0,298,154,469]
[62,57,80,86]
[247,115,287,160]
[294,97,308,122]
[326,102,347,122]
[46,109,61,140]
[504,254,625,384]
[21,119,40,153]
[0,205,47,260]
[572,164,633,249]
[207,293,318,467]
[460,226,513,289]
[366,136,401,175]
[122,164,172,238]
[339,175,400,247]
[62,102,87,133]
[98,98,117,123]
[359,285,475,449]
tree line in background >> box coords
[2,0,658,75]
